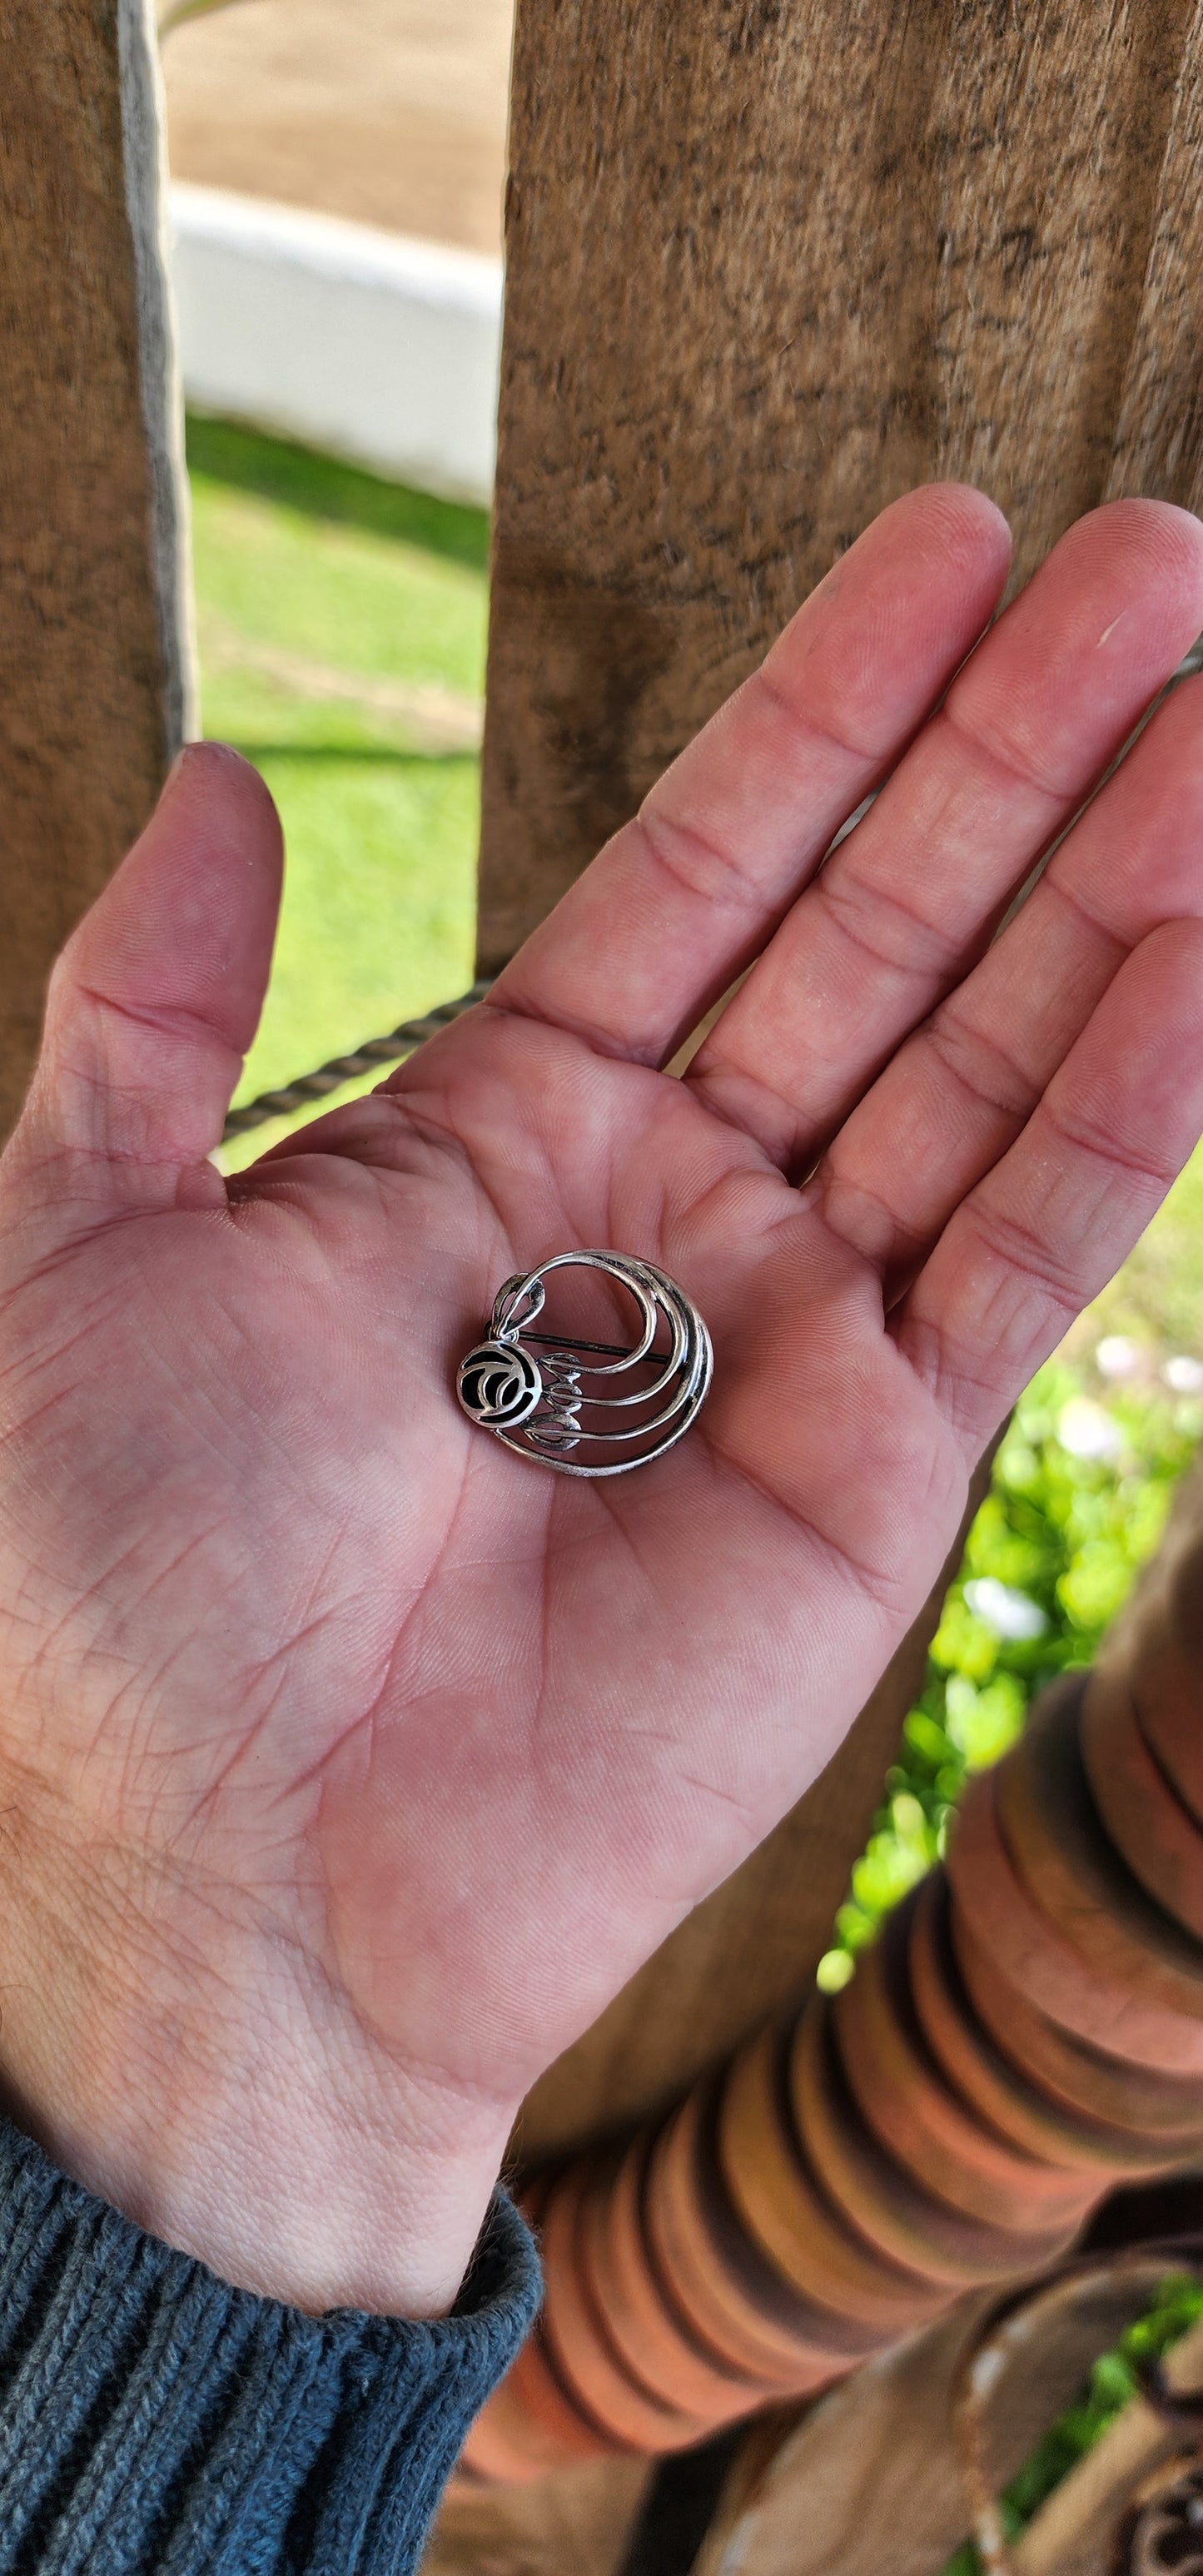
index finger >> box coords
[488,485,1012,1068]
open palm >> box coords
[4,486,1203,2315]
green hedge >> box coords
[818,1349,1202,1991]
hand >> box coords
[2,487,1203,2318]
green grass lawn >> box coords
[187,416,488,1166]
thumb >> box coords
[12,744,283,1209]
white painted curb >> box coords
[169,182,501,507]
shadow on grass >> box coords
[186,414,490,573]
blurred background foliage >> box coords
[818,1338,1203,1990]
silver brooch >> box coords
[456,1251,713,1476]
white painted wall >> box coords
[169,182,502,508]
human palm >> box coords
[4,485,1203,2316]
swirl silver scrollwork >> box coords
[455,1251,713,1476]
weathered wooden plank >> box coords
[459,7,1203,2559]
[484,0,1203,2164]
[1106,5,1203,508]
[691,2261,1186,2576]
[477,0,1203,975]
[0,0,192,1139]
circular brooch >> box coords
[456,1250,713,1476]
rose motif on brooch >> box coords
[456,1338,544,1430]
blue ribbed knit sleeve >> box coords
[0,2117,539,2574]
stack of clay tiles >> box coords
[465,1538,1203,2483]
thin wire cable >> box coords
[221,979,493,1141]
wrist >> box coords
[0,1792,517,2317]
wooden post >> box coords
[691,2260,1194,2576]
[0,0,193,1139]
[478,0,1203,975]
[450,15,1203,2555]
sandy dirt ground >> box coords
[162,0,514,254]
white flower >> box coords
[1165,1355,1203,1395]
[964,1577,1048,1641]
[1057,1397,1124,1461]
[1096,1335,1140,1380]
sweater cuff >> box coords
[0,2116,539,2576]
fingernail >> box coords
[157,739,206,807]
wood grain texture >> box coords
[517,1446,996,2165]
[689,2300,996,2576]
[0,0,191,1140]
[477,0,1203,972]
[691,2263,1184,2576]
